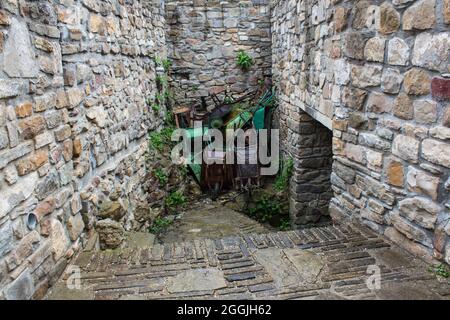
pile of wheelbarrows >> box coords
[172,85,278,199]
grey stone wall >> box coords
[0,0,166,299]
[272,0,450,265]
[289,114,333,227]
[166,0,272,102]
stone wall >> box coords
[166,0,272,102]
[272,0,450,265]
[0,0,166,299]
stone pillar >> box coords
[289,112,333,227]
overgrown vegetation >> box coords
[274,157,294,192]
[148,217,173,234]
[162,59,172,73]
[153,168,168,185]
[236,50,254,71]
[149,127,175,152]
[429,264,450,279]
[165,191,186,210]
[241,155,293,231]
[245,195,283,223]
[279,218,291,231]
[156,74,168,87]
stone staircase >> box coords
[45,223,450,300]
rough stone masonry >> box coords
[0,0,449,300]
[0,0,166,299]
[272,0,450,266]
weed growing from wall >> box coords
[237,50,254,71]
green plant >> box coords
[149,126,175,152]
[156,74,167,87]
[153,55,162,66]
[192,84,200,92]
[149,132,164,151]
[155,93,164,104]
[153,168,168,185]
[152,104,161,112]
[223,96,234,104]
[236,50,253,71]
[274,157,294,192]
[164,111,175,126]
[162,59,172,73]
[148,217,173,234]
[279,218,291,231]
[428,264,450,278]
[165,191,186,209]
[161,126,175,142]
[246,195,283,223]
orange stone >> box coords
[34,197,56,219]
[73,138,82,157]
[16,149,48,176]
[15,102,33,118]
[32,149,49,168]
[332,138,345,156]
[387,159,404,187]
[19,115,46,140]
[63,139,73,161]
[0,10,10,26]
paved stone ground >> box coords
[46,223,450,300]
[159,203,270,243]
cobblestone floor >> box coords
[46,223,450,300]
[159,203,270,243]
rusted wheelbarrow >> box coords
[201,148,234,199]
[234,142,260,189]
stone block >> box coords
[403,0,436,30]
[431,77,450,100]
[366,92,392,113]
[386,158,404,187]
[4,269,34,300]
[392,135,419,163]
[390,213,433,248]
[381,68,403,93]
[14,102,33,118]
[0,142,33,170]
[412,33,450,72]
[342,87,367,110]
[404,68,430,96]
[0,79,26,99]
[393,93,413,120]
[96,219,124,250]
[351,65,382,88]
[399,197,441,230]
[421,139,450,168]
[406,166,440,200]
[414,100,437,124]
[54,125,71,142]
[387,37,409,66]
[364,37,385,63]
[18,116,46,140]
[50,219,70,261]
[378,2,400,34]
[2,17,38,77]
[67,213,85,241]
[16,149,48,176]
